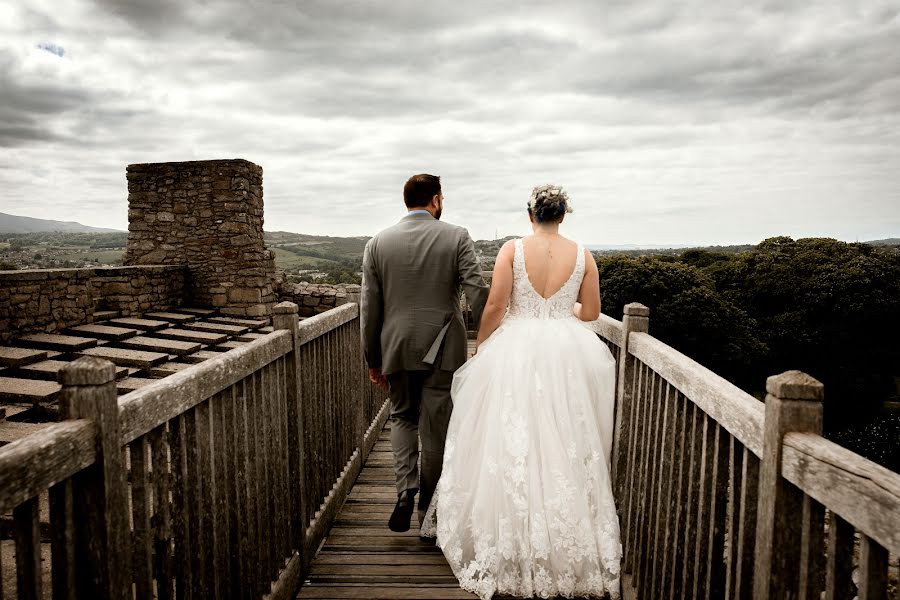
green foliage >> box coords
[597,236,900,442]
[707,236,900,426]
[597,256,767,386]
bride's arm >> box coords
[475,240,515,349]
[574,249,601,321]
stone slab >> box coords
[150,362,196,377]
[207,316,268,329]
[107,317,169,331]
[235,332,268,342]
[153,328,228,345]
[20,360,129,381]
[184,322,248,335]
[16,334,98,352]
[0,405,29,420]
[258,326,274,333]
[0,377,62,404]
[174,307,218,317]
[93,310,120,320]
[116,378,159,395]
[183,350,222,364]
[216,341,246,350]
[117,336,201,356]
[66,324,139,341]
[79,347,169,369]
[0,348,48,368]
[144,312,195,323]
[0,421,51,446]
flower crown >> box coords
[527,184,574,219]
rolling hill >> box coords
[0,212,122,234]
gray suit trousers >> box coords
[387,366,453,524]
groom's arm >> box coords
[360,239,384,373]
[457,228,489,330]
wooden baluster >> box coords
[824,511,855,600]
[691,412,713,600]
[612,302,650,501]
[169,412,192,599]
[724,436,743,600]
[635,368,659,592]
[58,356,131,600]
[274,303,307,570]
[680,403,702,597]
[753,370,824,600]
[623,360,647,574]
[50,480,76,600]
[148,424,174,600]
[734,448,759,600]
[858,534,888,600]
[650,382,674,599]
[129,437,153,600]
[798,495,825,600]
[211,391,231,597]
[704,422,730,600]
[13,496,42,600]
[238,379,256,600]
[667,391,691,600]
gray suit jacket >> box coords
[360,212,489,375]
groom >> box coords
[360,174,489,535]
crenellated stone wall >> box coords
[0,265,186,343]
[124,159,276,317]
[277,282,361,318]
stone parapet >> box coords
[123,159,276,317]
[277,282,361,318]
[0,265,186,343]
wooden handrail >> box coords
[297,302,358,346]
[117,329,293,444]
[0,419,96,512]
[782,431,900,553]
[628,330,765,458]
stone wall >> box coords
[0,265,186,343]
[277,282,361,318]
[124,159,276,317]
[91,266,186,315]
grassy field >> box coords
[57,249,124,264]
[270,247,340,272]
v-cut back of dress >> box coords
[507,237,585,320]
[521,237,581,300]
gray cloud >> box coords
[0,0,898,245]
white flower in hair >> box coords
[528,184,574,214]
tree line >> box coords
[595,236,900,471]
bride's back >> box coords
[520,235,580,300]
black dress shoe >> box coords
[388,488,417,532]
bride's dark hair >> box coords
[528,185,573,223]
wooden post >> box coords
[611,302,649,499]
[753,370,824,600]
[58,356,131,600]
[273,301,308,568]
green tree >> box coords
[707,237,900,426]
[597,256,767,388]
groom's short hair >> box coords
[404,174,441,208]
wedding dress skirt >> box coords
[421,314,623,600]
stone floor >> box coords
[0,306,272,447]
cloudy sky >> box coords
[1,1,899,245]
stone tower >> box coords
[123,159,276,317]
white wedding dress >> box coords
[421,238,623,600]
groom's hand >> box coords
[368,367,388,390]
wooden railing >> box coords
[0,300,388,599]
[593,302,900,600]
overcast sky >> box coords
[1,1,898,245]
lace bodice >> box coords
[506,238,585,320]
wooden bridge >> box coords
[1,300,898,599]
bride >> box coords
[421,185,622,599]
